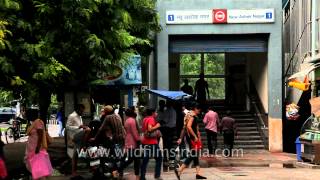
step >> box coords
[201,137,263,142]
[237,127,258,131]
[236,123,257,127]
[200,131,261,137]
[233,144,266,149]
[235,120,256,124]
[217,136,262,140]
[216,110,250,113]
[202,144,266,150]
[237,131,260,135]
[203,139,263,145]
[230,114,253,117]
[201,135,262,141]
[235,118,255,121]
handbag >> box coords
[0,158,7,179]
[190,139,203,150]
[144,129,162,138]
[29,150,53,179]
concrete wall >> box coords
[156,0,283,151]
[169,53,180,90]
[247,53,269,113]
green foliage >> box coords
[11,76,26,86]
[0,89,14,106]
[204,54,225,75]
[0,0,20,10]
[48,94,59,113]
[179,53,226,99]
[180,54,201,75]
[0,0,160,107]
[33,57,70,82]
[0,21,12,50]
[206,78,225,99]
[0,56,14,73]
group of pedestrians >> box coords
[203,107,237,156]
[65,104,164,180]
[18,100,237,180]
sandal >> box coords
[174,168,180,180]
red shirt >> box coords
[141,116,158,145]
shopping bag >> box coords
[29,150,53,179]
[0,158,7,179]
[286,103,300,120]
[190,139,203,151]
[288,76,310,91]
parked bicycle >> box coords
[5,118,29,144]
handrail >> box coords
[283,21,312,79]
[247,76,268,127]
[250,96,269,149]
[251,101,267,129]
[247,76,269,149]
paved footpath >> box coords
[3,135,320,180]
[46,165,320,180]
[46,149,320,180]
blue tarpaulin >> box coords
[146,89,191,100]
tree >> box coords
[0,0,160,122]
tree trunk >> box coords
[39,88,51,128]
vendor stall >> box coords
[299,98,320,164]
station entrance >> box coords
[168,34,269,149]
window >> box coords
[179,53,225,100]
[180,54,201,75]
[204,54,225,75]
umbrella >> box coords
[146,89,192,101]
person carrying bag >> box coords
[174,103,206,180]
[24,119,53,180]
[185,113,202,151]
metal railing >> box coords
[283,0,312,78]
[247,77,269,149]
[316,16,320,54]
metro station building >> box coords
[150,0,283,152]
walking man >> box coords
[203,107,219,154]
[194,73,209,108]
[160,101,177,166]
[220,111,237,157]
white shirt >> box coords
[66,111,83,147]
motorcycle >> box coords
[78,119,123,179]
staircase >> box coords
[199,110,266,150]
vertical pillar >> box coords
[157,34,169,90]
[128,88,133,107]
[268,32,283,152]
[148,52,157,107]
[311,0,317,57]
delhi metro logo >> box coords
[213,9,227,23]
